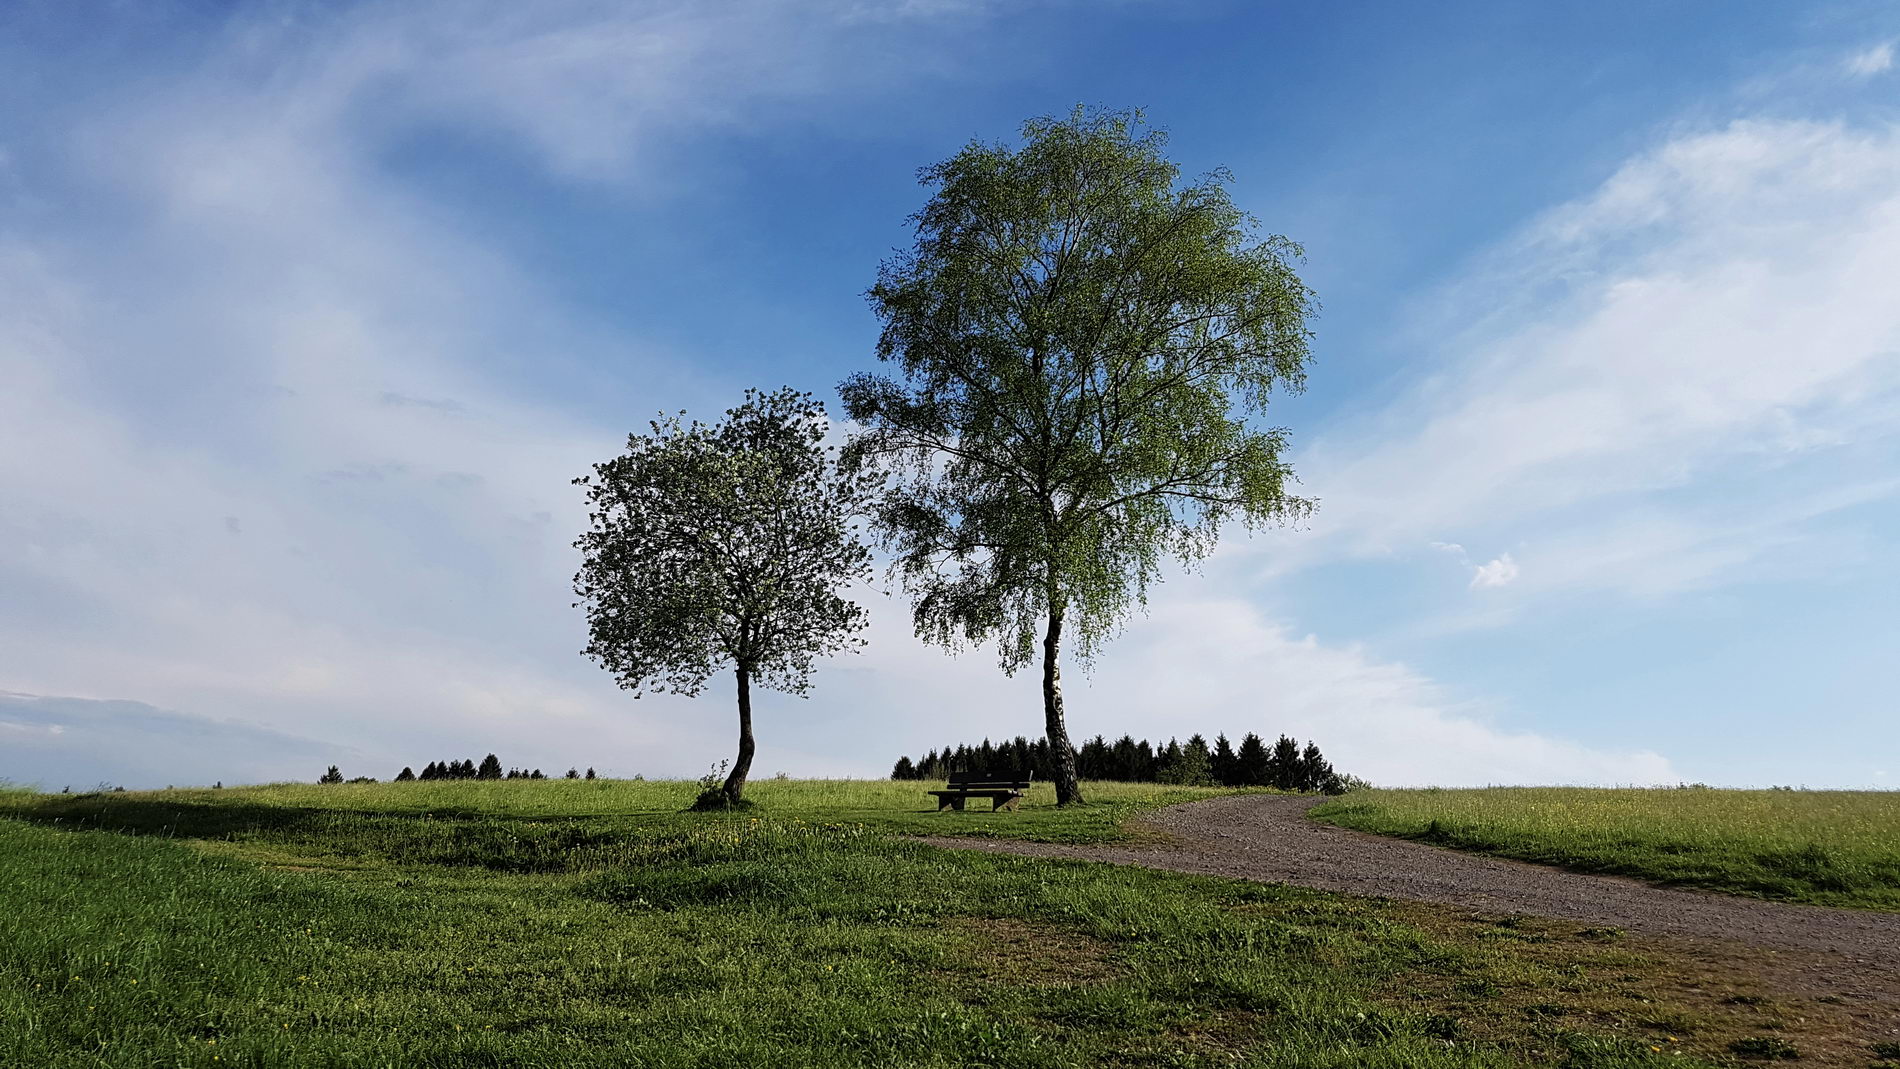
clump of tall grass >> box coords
[1313,787,1900,909]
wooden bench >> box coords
[928,770,1032,812]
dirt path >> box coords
[923,794,1900,1011]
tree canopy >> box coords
[842,107,1316,804]
[573,387,875,804]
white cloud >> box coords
[1277,119,1900,605]
[1468,554,1519,589]
[807,575,1679,788]
[1844,42,1894,78]
[1076,596,1675,787]
[0,1,1014,785]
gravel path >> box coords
[923,794,1900,1001]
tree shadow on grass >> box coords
[3,795,648,873]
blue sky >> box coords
[2,1,1897,791]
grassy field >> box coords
[0,779,1882,1067]
[1312,788,1900,911]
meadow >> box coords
[0,779,1881,1067]
[1312,787,1900,911]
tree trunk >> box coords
[724,665,755,803]
[1042,603,1083,805]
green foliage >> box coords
[574,388,877,801]
[574,388,875,701]
[317,765,343,785]
[843,105,1315,671]
[1313,788,1900,910]
[843,107,1316,806]
[1159,735,1215,786]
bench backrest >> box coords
[943,769,1034,790]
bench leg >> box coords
[951,796,966,811]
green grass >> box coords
[1312,788,1900,910]
[0,779,1860,1067]
[33,777,1229,845]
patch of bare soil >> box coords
[939,916,1120,987]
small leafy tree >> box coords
[573,388,877,806]
[1179,734,1214,787]
[842,107,1315,805]
[566,768,580,780]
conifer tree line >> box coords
[314,754,603,784]
[409,755,548,781]
[890,732,1352,793]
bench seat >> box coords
[928,770,1033,811]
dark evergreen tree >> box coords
[892,756,916,780]
[1157,738,1185,782]
[1268,735,1301,790]
[1236,733,1268,786]
[1211,734,1237,786]
[478,754,503,780]
[566,768,580,779]
[395,767,416,782]
[532,769,545,779]
[585,767,597,780]
[318,765,343,785]
[1299,742,1336,793]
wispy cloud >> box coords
[1843,41,1894,78]
[1274,119,1900,610]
